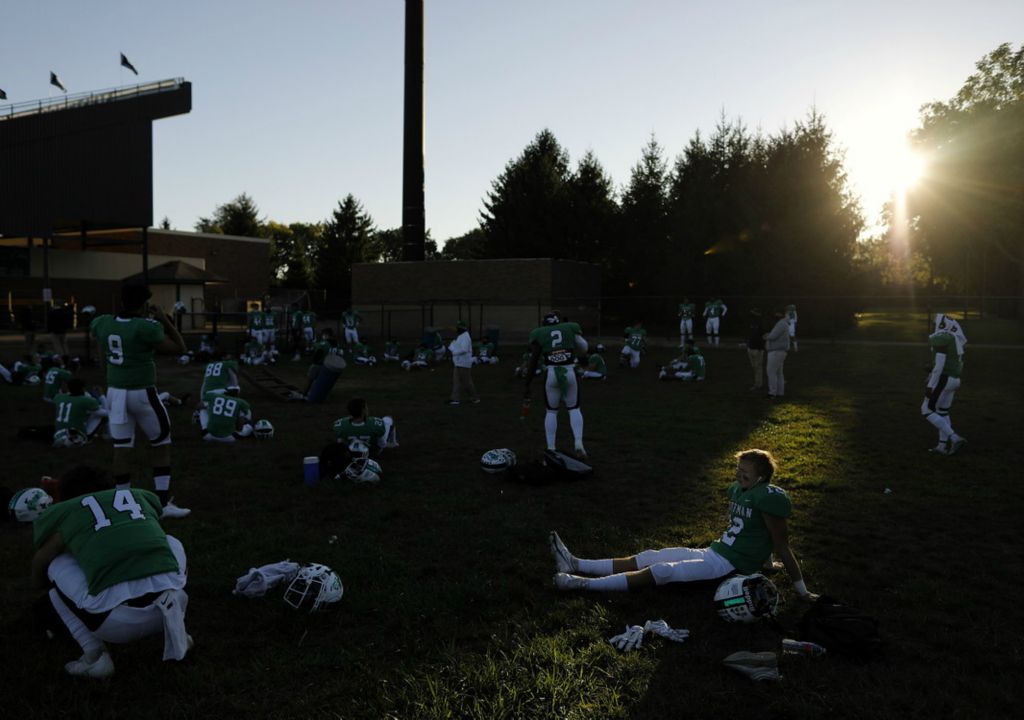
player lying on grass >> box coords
[550,449,815,600]
[30,465,192,679]
[0,353,42,385]
[401,344,434,371]
[658,341,705,381]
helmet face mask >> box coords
[480,448,517,474]
[543,311,561,326]
[714,573,779,623]
[253,419,274,439]
[345,458,382,483]
[9,487,54,522]
[283,563,344,612]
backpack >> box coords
[798,595,884,661]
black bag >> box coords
[542,449,593,480]
[798,595,884,661]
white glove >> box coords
[643,619,690,643]
[609,625,645,652]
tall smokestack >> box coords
[402,0,425,261]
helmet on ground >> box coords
[714,573,779,623]
[177,354,191,365]
[543,311,561,326]
[282,563,344,612]
[480,448,517,474]
[53,428,87,448]
[9,487,54,522]
[345,458,383,484]
[253,419,274,439]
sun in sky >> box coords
[890,142,927,196]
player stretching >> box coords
[703,298,728,347]
[677,298,696,347]
[922,313,967,455]
[523,311,589,459]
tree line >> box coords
[192,43,1022,316]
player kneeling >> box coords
[198,390,254,442]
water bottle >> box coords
[303,456,320,487]
[782,638,826,656]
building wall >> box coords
[29,248,203,280]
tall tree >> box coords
[317,195,375,309]
[906,43,1024,309]
[480,129,572,258]
[366,228,438,263]
[265,220,319,288]
[195,193,264,237]
[616,135,670,296]
[566,150,619,264]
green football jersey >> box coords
[353,342,370,356]
[89,315,164,389]
[262,310,276,329]
[248,310,263,329]
[200,360,239,395]
[311,340,342,365]
[785,304,797,320]
[929,332,963,378]
[678,303,695,319]
[302,311,317,329]
[704,300,726,318]
[342,310,361,329]
[527,322,582,366]
[291,310,303,329]
[414,347,432,363]
[244,340,265,358]
[478,341,495,358]
[624,326,647,350]
[710,481,792,574]
[33,488,179,595]
[385,341,400,356]
[43,367,73,400]
[686,352,706,379]
[204,392,251,438]
[53,392,101,434]
[333,415,386,445]
[587,353,607,374]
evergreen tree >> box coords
[616,135,670,296]
[317,195,375,309]
[566,150,618,264]
[195,193,264,237]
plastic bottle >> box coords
[782,638,827,656]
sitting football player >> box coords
[0,353,43,385]
[30,465,192,679]
[549,449,816,600]
[351,341,377,366]
[383,339,401,363]
[42,355,75,403]
[303,328,343,396]
[197,333,217,361]
[331,397,397,454]
[578,344,607,380]
[658,342,706,381]
[429,329,446,362]
[198,389,253,442]
[241,338,268,366]
[401,343,433,372]
[52,378,108,447]
[473,339,499,365]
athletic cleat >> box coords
[949,438,967,455]
[161,501,191,519]
[928,442,950,455]
[65,650,115,678]
[553,573,589,591]
[549,531,576,573]
[722,651,779,682]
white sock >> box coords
[585,574,630,591]
[50,589,104,656]
[544,411,557,450]
[568,409,584,445]
[926,413,952,441]
[577,558,614,575]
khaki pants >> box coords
[747,348,764,388]
[451,366,478,402]
[766,350,787,397]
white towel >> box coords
[156,588,190,661]
[233,561,300,598]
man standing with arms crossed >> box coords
[90,283,190,518]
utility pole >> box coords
[402,0,425,261]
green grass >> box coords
[2,333,1023,719]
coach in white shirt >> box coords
[447,321,480,406]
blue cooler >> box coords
[306,354,346,403]
[303,456,320,486]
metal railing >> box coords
[0,78,186,121]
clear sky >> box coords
[2,1,1020,242]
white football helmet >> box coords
[253,419,274,439]
[714,573,779,623]
[282,563,344,612]
[345,458,382,484]
[480,448,517,474]
[25,375,41,386]
[53,428,87,448]
[177,354,191,365]
[9,487,54,522]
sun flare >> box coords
[891,144,926,195]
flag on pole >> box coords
[50,72,67,93]
[0,88,7,100]
[120,53,138,76]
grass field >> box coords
[2,324,1023,719]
